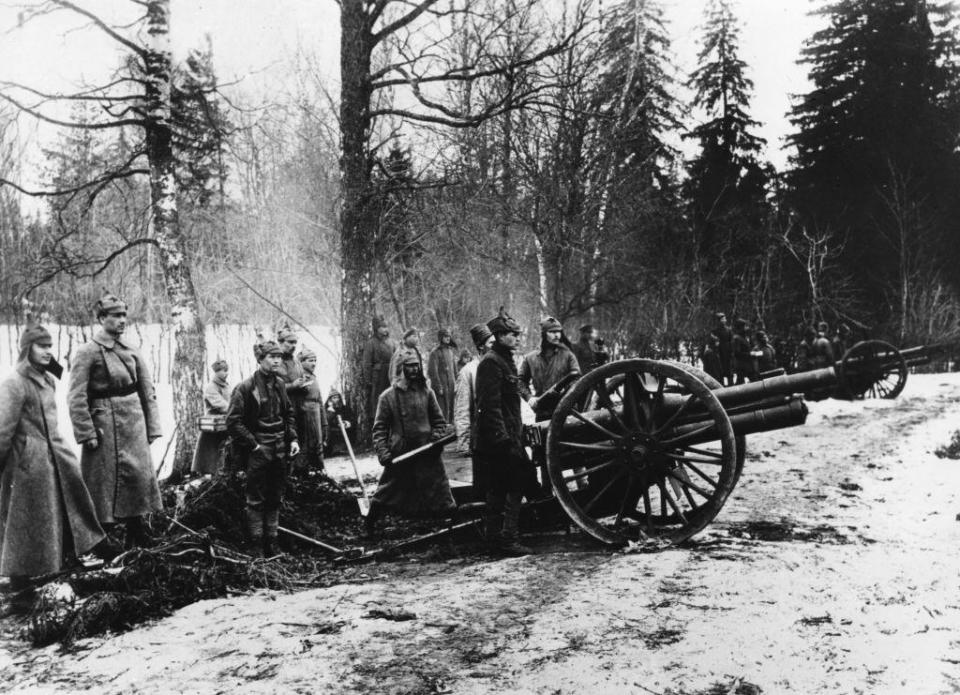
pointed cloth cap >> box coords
[540,316,562,332]
[95,293,127,317]
[277,325,298,342]
[211,359,228,371]
[486,307,521,335]
[298,347,317,361]
[402,327,418,340]
[253,335,283,360]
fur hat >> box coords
[540,316,562,332]
[402,352,421,366]
[487,307,521,336]
[437,328,451,340]
[579,324,595,334]
[19,314,63,378]
[253,333,283,361]
[402,327,418,340]
[94,292,127,318]
[277,325,298,342]
[211,359,228,371]
[372,315,387,332]
[469,322,493,349]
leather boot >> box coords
[364,501,383,538]
[125,516,156,549]
[263,509,280,557]
[245,507,264,557]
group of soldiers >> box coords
[700,312,856,385]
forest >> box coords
[1,0,959,470]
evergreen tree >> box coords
[786,0,960,321]
[684,0,769,259]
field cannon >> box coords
[519,341,942,549]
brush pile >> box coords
[17,472,452,648]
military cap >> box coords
[437,328,451,340]
[579,324,595,334]
[211,358,228,371]
[298,347,317,361]
[540,316,563,332]
[402,327,418,339]
[402,352,421,366]
[253,338,283,360]
[487,307,521,335]
[277,325,298,342]
[95,293,127,317]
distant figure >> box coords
[276,326,306,471]
[68,293,162,548]
[812,322,836,368]
[832,322,853,360]
[389,328,425,380]
[701,333,723,382]
[323,388,357,457]
[366,353,455,536]
[456,348,472,372]
[227,338,299,557]
[192,359,233,476]
[453,322,495,455]
[732,318,753,383]
[572,324,599,374]
[0,320,115,602]
[296,347,327,474]
[361,316,397,440]
[713,312,734,384]
[427,328,459,423]
[754,331,778,375]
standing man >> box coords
[475,309,535,556]
[427,328,459,423]
[323,388,356,457]
[713,312,734,385]
[297,347,327,474]
[701,334,723,382]
[571,325,599,374]
[389,327,425,379]
[192,358,233,476]
[753,331,778,375]
[226,338,299,557]
[519,316,581,422]
[68,293,162,548]
[832,322,853,360]
[366,353,455,535]
[453,323,494,455]
[361,316,397,441]
[277,326,306,470]
[732,318,754,383]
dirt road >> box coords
[3,374,960,694]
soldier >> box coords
[701,333,723,382]
[1,320,116,607]
[389,327,425,380]
[811,322,836,368]
[192,358,233,476]
[732,318,753,383]
[453,323,495,456]
[276,326,307,470]
[366,353,455,536]
[361,316,397,439]
[571,325,599,374]
[297,347,327,474]
[754,331,778,375]
[475,309,536,556]
[832,322,853,360]
[323,388,356,457]
[713,312,734,385]
[226,338,300,557]
[427,328,459,423]
[519,316,581,422]
[68,293,162,548]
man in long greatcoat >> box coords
[427,328,459,423]
[1,322,115,601]
[68,293,162,548]
[296,347,327,474]
[192,358,232,476]
[366,352,455,535]
[361,316,396,440]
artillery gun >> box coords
[521,339,948,549]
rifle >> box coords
[391,432,457,465]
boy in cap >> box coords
[226,337,300,556]
[366,352,455,536]
[68,293,163,548]
[191,359,233,476]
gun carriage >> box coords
[519,340,946,549]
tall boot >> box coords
[263,509,280,557]
[499,491,531,557]
[125,516,156,549]
[364,500,383,538]
[245,507,264,558]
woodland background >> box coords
[1,0,959,468]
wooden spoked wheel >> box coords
[546,359,739,546]
[838,340,907,400]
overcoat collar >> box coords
[16,360,54,388]
[92,328,125,350]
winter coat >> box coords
[0,361,105,577]
[475,343,536,494]
[278,354,305,396]
[298,374,327,458]
[519,344,581,401]
[226,369,298,454]
[810,336,835,369]
[715,325,734,377]
[701,346,723,383]
[361,336,397,408]
[427,343,459,423]
[571,339,597,374]
[204,376,232,414]
[756,344,778,374]
[68,329,162,524]
[371,374,454,514]
[453,358,479,453]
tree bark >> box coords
[144,0,205,476]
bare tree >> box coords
[0,0,205,477]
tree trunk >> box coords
[340,1,377,444]
[144,0,205,477]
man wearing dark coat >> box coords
[427,328,459,423]
[1,321,116,603]
[296,347,327,473]
[68,293,162,548]
[701,333,723,382]
[519,316,581,422]
[713,312,734,385]
[366,353,455,535]
[754,331,778,375]
[571,324,599,374]
[732,318,754,383]
[361,316,397,440]
[475,310,535,556]
[226,338,300,557]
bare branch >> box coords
[372,0,440,46]
[0,90,145,129]
[48,0,148,57]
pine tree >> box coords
[786,0,960,319]
[684,0,769,259]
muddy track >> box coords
[3,374,960,694]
